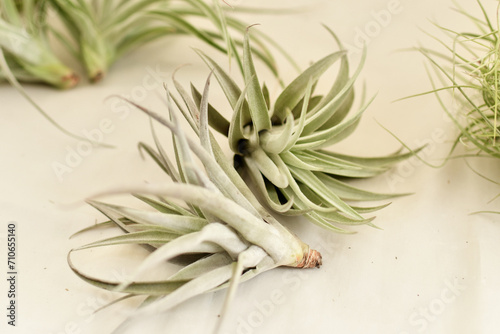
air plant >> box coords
[413,0,500,160]
[49,0,290,82]
[1,0,289,85]
[69,76,321,333]
[0,4,102,145]
[191,26,416,233]
[1,0,287,146]
[0,0,78,88]
[49,0,169,82]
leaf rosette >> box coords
[196,27,414,233]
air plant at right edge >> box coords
[404,0,500,210]
[416,0,500,159]
[0,0,78,88]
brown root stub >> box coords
[61,72,79,89]
[297,249,322,268]
[91,71,104,83]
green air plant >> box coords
[50,0,290,83]
[0,0,78,88]
[412,0,500,160]
[0,0,105,144]
[50,0,170,82]
[192,27,416,233]
[69,77,321,333]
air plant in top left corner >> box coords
[0,0,79,88]
[1,0,288,148]
[0,0,99,146]
[69,72,322,333]
[49,0,290,83]
[2,0,289,87]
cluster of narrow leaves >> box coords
[0,0,78,88]
[194,27,415,233]
[50,0,173,82]
[0,0,107,145]
[0,0,293,148]
[415,0,500,159]
[70,76,321,333]
[1,0,288,87]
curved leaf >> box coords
[273,50,345,121]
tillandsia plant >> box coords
[1,0,291,86]
[69,77,321,333]
[0,0,287,145]
[412,0,500,160]
[0,0,105,144]
[50,0,289,82]
[191,26,416,233]
[0,0,78,88]
[50,0,171,82]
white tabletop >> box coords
[1,1,499,333]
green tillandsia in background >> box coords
[0,0,106,145]
[0,0,78,88]
[192,26,417,233]
[0,45,112,145]
[49,0,169,82]
[397,0,500,213]
[1,0,286,145]
[69,77,321,333]
[411,0,500,160]
[49,0,290,83]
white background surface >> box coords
[1,0,500,333]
